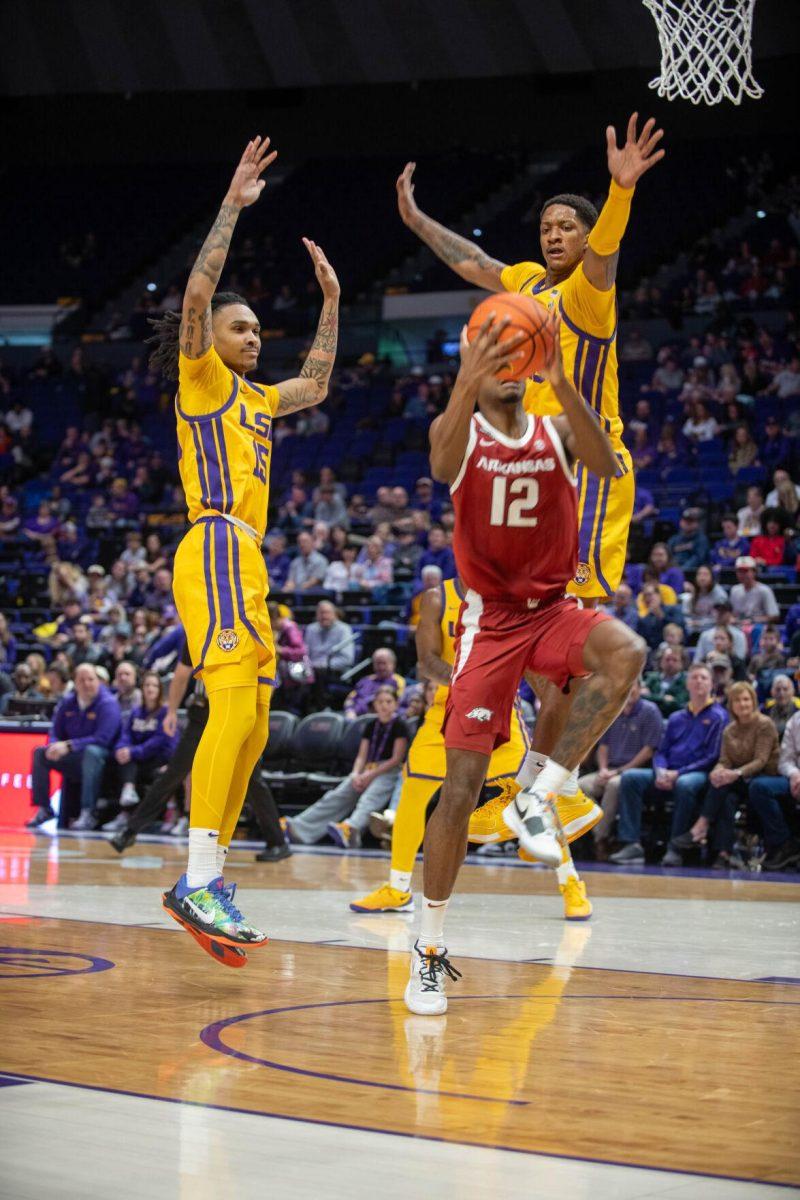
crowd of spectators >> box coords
[3,176,800,870]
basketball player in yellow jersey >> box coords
[396,113,665,836]
[148,137,340,952]
[350,579,600,922]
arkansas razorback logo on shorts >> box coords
[216,629,239,652]
[574,562,591,586]
[467,707,493,722]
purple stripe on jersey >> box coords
[558,297,617,345]
[578,469,600,559]
[572,334,585,392]
[176,372,239,422]
[200,421,224,511]
[190,422,211,508]
[215,417,234,514]
[198,524,217,670]
[592,475,613,596]
[580,340,602,411]
[594,342,610,414]
[229,523,268,648]
[213,522,235,629]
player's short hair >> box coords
[540,193,598,231]
[145,291,250,381]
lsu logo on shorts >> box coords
[217,629,239,653]
[574,562,591,586]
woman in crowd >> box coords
[647,542,685,595]
[48,561,88,609]
[285,687,409,850]
[728,423,760,475]
[750,509,791,568]
[106,670,177,828]
[683,565,728,634]
[670,681,778,869]
[704,627,748,682]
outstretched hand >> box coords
[536,311,564,385]
[303,238,340,301]
[606,113,665,189]
[227,136,278,208]
[396,162,421,227]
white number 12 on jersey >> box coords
[489,476,539,527]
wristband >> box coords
[587,180,635,257]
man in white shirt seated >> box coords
[730,557,780,625]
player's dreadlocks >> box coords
[540,193,599,231]
[144,292,249,381]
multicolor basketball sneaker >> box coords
[162,875,269,960]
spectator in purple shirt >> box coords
[711,515,750,569]
[344,647,406,718]
[417,526,455,581]
[23,500,61,552]
[760,415,791,473]
[108,477,138,522]
[26,664,122,830]
[143,568,174,614]
[610,664,728,865]
[647,543,685,594]
[108,671,177,821]
[265,531,291,590]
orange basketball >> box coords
[466,292,553,381]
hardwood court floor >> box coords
[1,830,799,1199]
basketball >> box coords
[466,292,553,381]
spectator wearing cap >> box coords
[760,415,791,473]
[667,509,709,573]
[750,509,792,568]
[417,526,455,581]
[712,515,750,569]
[26,663,122,831]
[730,557,780,625]
[763,675,800,741]
[412,477,441,522]
[704,651,735,701]
[610,663,728,866]
[344,647,406,719]
[737,486,765,539]
[694,601,748,663]
[579,680,663,860]
[313,483,349,528]
[747,711,800,871]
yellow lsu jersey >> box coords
[407,577,530,783]
[501,259,623,451]
[176,344,279,541]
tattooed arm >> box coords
[180,136,277,359]
[396,162,507,292]
[275,240,340,416]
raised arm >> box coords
[397,162,507,292]
[429,317,524,484]
[275,240,340,416]
[415,586,451,686]
[180,136,277,360]
[582,113,665,293]
[545,315,618,477]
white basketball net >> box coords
[644,0,764,106]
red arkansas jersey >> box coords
[451,411,578,604]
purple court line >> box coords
[1,909,799,991]
[1,1068,797,1191]
[6,824,800,884]
[0,946,115,980]
[200,992,800,1100]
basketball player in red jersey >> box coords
[405,315,646,1015]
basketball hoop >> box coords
[643,0,764,106]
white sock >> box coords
[527,759,571,800]
[186,827,220,889]
[556,847,579,887]
[216,844,229,877]
[391,869,413,893]
[419,896,449,946]
[516,751,548,791]
[560,768,579,798]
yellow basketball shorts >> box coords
[173,516,275,700]
[568,448,634,600]
[406,700,530,783]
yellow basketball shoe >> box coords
[350,884,414,913]
[555,790,603,843]
[560,876,593,921]
[467,778,520,844]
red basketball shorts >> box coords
[443,590,610,757]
